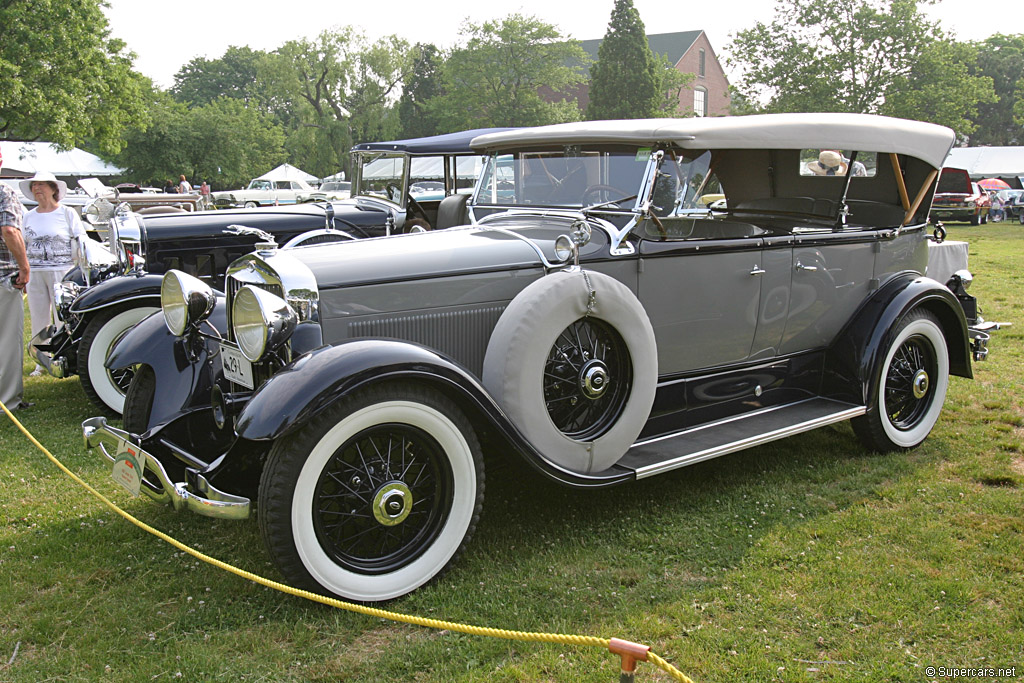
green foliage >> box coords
[969,34,1024,145]
[0,0,150,155]
[266,28,411,176]
[429,15,586,130]
[398,45,445,139]
[170,46,270,109]
[727,0,995,137]
[586,0,661,120]
[115,93,285,190]
[883,40,996,136]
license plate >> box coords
[111,438,144,497]
[221,344,254,389]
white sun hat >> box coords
[20,171,69,202]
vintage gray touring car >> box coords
[84,113,979,602]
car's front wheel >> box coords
[78,305,160,417]
[852,309,949,452]
[243,201,258,209]
[258,383,484,602]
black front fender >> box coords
[824,274,971,407]
[235,340,634,489]
[70,272,164,315]
[106,298,228,430]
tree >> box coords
[116,93,285,190]
[0,0,149,154]
[586,0,660,119]
[170,46,270,108]
[969,34,1024,145]
[398,44,445,139]
[429,15,587,130]
[262,27,411,176]
[727,0,995,136]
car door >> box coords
[636,217,764,375]
[778,229,877,355]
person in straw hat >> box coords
[20,171,86,374]
[806,150,849,176]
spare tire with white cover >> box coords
[483,269,657,474]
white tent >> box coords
[0,140,123,178]
[946,146,1024,187]
[256,163,319,183]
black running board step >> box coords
[621,398,865,479]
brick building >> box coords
[575,30,732,117]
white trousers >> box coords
[0,286,24,407]
[27,268,69,339]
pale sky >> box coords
[102,0,1018,90]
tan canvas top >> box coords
[471,113,956,170]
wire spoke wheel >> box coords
[543,317,632,440]
[312,423,453,575]
[884,334,937,431]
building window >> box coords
[699,49,706,78]
[694,88,707,117]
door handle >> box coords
[795,262,819,272]
[750,266,766,276]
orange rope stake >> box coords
[2,400,696,682]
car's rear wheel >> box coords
[258,383,484,602]
[78,305,159,417]
[852,309,949,452]
[483,270,657,474]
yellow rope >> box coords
[2,400,695,682]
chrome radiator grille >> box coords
[347,305,507,376]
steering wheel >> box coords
[582,184,629,207]
[385,183,403,204]
[403,192,431,232]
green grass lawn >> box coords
[1,223,1021,682]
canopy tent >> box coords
[945,146,1024,188]
[0,140,123,178]
[256,163,319,183]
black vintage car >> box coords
[33,128,510,416]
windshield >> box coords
[356,153,407,200]
[474,147,652,209]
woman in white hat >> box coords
[21,172,86,374]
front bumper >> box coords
[82,417,250,520]
[932,207,979,221]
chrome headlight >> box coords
[84,197,116,226]
[232,285,297,362]
[161,270,216,336]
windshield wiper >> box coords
[581,194,638,213]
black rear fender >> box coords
[824,274,971,407]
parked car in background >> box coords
[213,178,317,209]
[299,181,351,203]
[84,113,982,604]
[931,168,991,225]
[36,128,511,417]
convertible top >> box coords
[352,128,516,156]
[471,114,956,170]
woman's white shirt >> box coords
[24,206,86,271]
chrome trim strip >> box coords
[72,293,163,315]
[631,404,867,479]
[82,417,250,520]
[633,399,804,447]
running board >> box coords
[621,398,866,479]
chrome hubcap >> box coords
[912,369,929,399]
[372,482,412,527]
[580,360,610,400]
